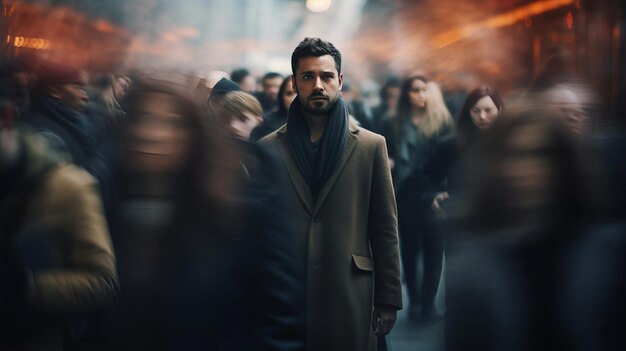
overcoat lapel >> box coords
[276,123,360,215]
[276,131,315,214]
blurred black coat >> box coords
[22,94,117,208]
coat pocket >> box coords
[352,253,374,272]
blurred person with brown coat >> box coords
[0,98,118,351]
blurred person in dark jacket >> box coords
[251,75,296,141]
[21,60,116,208]
[0,97,118,351]
[426,85,505,219]
[381,75,455,323]
[342,82,374,131]
[83,72,304,350]
[371,76,401,134]
[445,102,597,351]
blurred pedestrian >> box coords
[255,72,283,113]
[219,91,264,141]
[261,37,402,351]
[371,77,401,134]
[381,75,455,323]
[0,97,118,351]
[445,103,595,351]
[83,72,304,350]
[230,68,256,94]
[21,60,116,207]
[251,75,295,141]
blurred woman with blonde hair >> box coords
[381,75,455,322]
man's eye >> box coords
[302,75,312,80]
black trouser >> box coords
[398,210,444,315]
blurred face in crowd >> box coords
[240,75,256,94]
[263,76,282,101]
[408,79,427,109]
[228,110,262,141]
[51,83,89,111]
[293,55,343,116]
[386,86,401,109]
[470,96,500,130]
[546,87,588,135]
[282,79,296,110]
[124,92,193,174]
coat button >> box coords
[313,215,321,223]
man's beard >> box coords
[300,92,339,116]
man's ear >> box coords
[338,73,344,91]
[291,75,298,95]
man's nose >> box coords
[313,77,324,91]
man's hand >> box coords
[372,304,397,335]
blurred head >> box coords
[261,72,283,101]
[121,73,211,177]
[458,85,504,140]
[543,85,589,135]
[220,91,263,141]
[398,76,428,115]
[278,75,296,114]
[207,78,241,111]
[291,37,343,116]
[380,77,401,110]
[231,68,256,94]
[35,61,88,111]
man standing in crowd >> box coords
[255,72,283,113]
[261,37,402,350]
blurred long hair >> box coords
[397,75,454,138]
[119,72,239,218]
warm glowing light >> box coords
[6,35,10,44]
[432,0,575,49]
[306,0,332,13]
[12,36,51,50]
[566,11,573,29]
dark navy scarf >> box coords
[287,97,349,198]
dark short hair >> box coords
[230,68,250,85]
[262,72,282,82]
[291,37,341,75]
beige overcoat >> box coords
[261,122,402,351]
